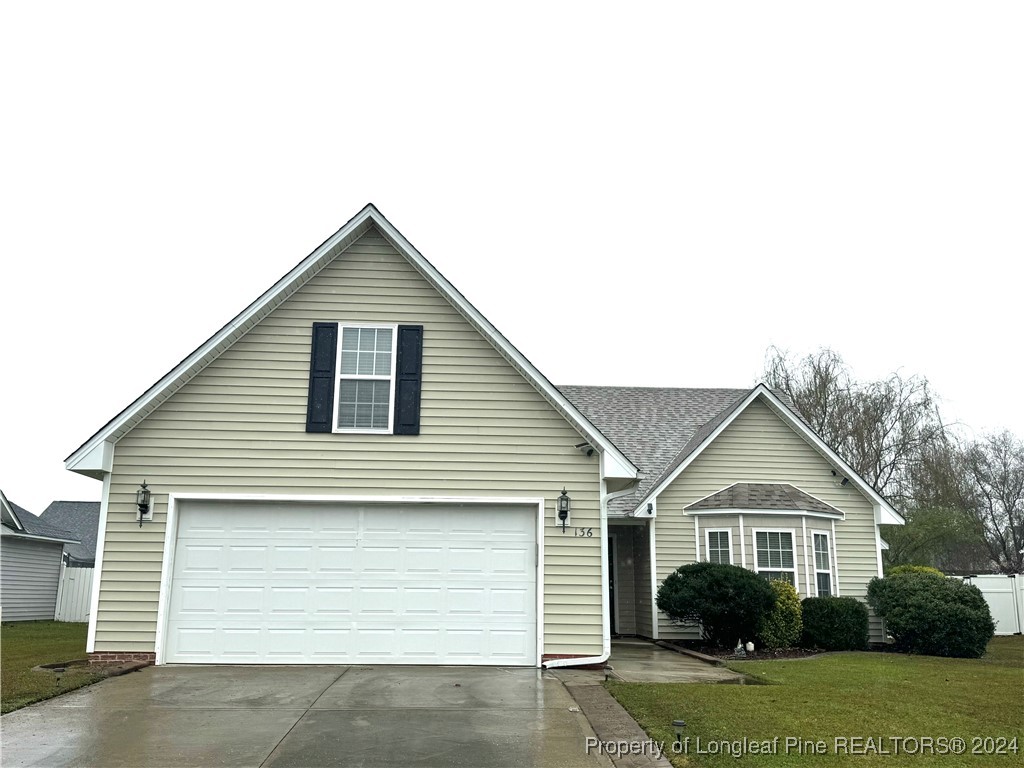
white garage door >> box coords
[164,501,537,665]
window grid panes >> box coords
[340,327,393,376]
[814,533,832,597]
[755,531,796,584]
[336,326,395,431]
[707,531,731,564]
[338,380,392,430]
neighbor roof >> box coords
[41,501,100,565]
[0,494,79,545]
[685,483,844,517]
[65,204,637,484]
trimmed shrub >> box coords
[888,564,944,577]
[867,572,994,658]
[656,562,776,648]
[757,579,803,649]
[801,596,869,651]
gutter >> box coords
[542,481,639,669]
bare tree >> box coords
[957,432,1024,574]
[764,347,947,507]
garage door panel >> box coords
[165,502,537,665]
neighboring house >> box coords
[1,489,79,621]
[40,501,101,567]
[65,204,902,667]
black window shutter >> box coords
[306,322,338,433]
[394,325,424,435]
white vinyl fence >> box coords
[54,564,93,622]
[963,575,1024,635]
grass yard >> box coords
[1,621,107,714]
[608,636,1024,767]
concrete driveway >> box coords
[0,665,611,768]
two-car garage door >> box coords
[164,501,537,665]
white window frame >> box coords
[812,530,834,597]
[333,322,399,434]
[704,529,732,565]
[752,528,798,586]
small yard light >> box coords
[136,481,151,527]
[557,488,571,532]
[672,719,686,745]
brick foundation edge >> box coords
[89,652,156,665]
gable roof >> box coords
[65,204,638,484]
[40,501,100,565]
[0,491,79,545]
[634,384,905,525]
[685,483,844,518]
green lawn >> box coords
[607,636,1024,767]
[1,621,107,714]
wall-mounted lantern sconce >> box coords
[136,481,151,527]
[557,488,571,532]
[646,502,654,515]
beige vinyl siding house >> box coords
[68,204,900,666]
[96,229,606,659]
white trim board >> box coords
[684,507,845,521]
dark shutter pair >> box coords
[305,323,423,435]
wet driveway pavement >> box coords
[0,665,610,767]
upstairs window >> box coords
[306,323,423,436]
[755,530,796,586]
[337,326,395,431]
[706,530,732,564]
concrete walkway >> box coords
[548,640,746,768]
[605,639,746,683]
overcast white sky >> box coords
[2,2,1021,514]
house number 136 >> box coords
[574,527,593,537]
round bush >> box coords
[888,564,944,577]
[757,579,803,649]
[801,596,869,650]
[866,572,994,658]
[656,562,776,648]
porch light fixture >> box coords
[136,481,151,527]
[557,488,571,532]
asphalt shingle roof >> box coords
[41,501,100,565]
[557,386,751,514]
[7,501,79,543]
[686,483,842,516]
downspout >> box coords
[543,480,639,669]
